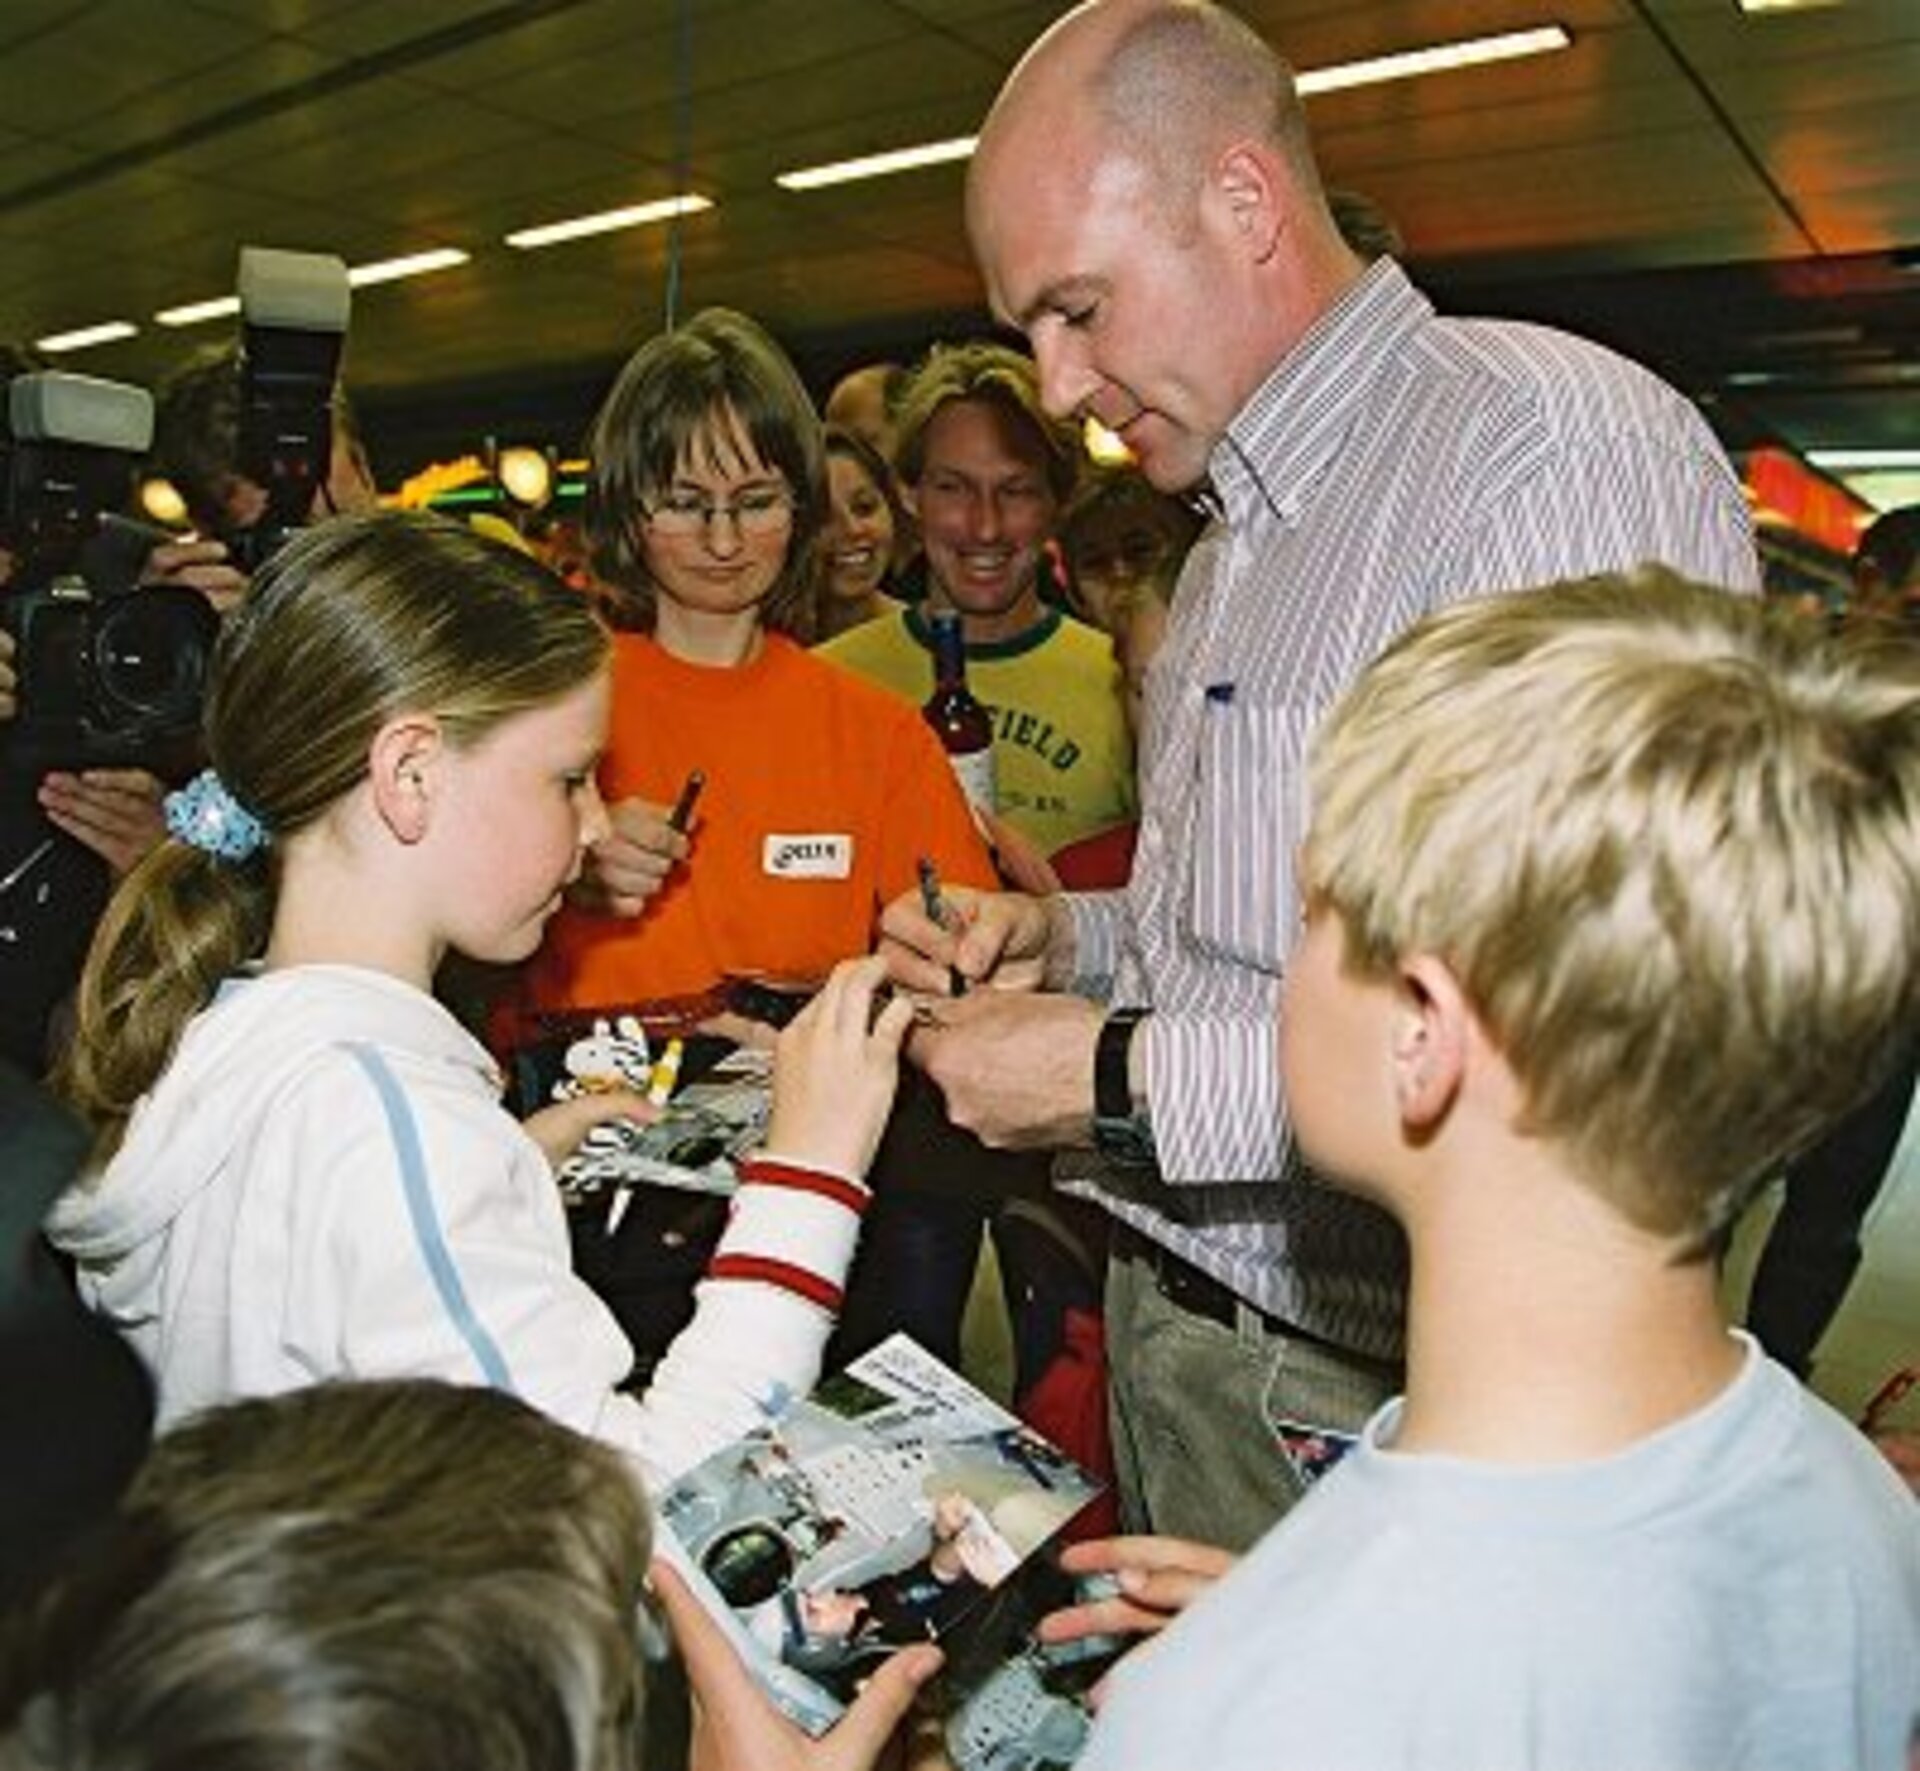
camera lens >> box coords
[92,589,219,723]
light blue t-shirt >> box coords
[1083,1337,1920,1771]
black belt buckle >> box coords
[1120,1225,1238,1331]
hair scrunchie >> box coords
[164,769,268,862]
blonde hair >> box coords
[57,510,608,1149]
[0,1381,653,1771]
[1304,568,1920,1242]
[891,340,1081,505]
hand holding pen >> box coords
[917,857,970,998]
[574,768,703,919]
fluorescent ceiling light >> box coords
[1808,449,1920,472]
[775,26,1571,193]
[506,195,712,249]
[346,247,470,288]
[776,136,977,192]
[1735,1,1843,14]
[1296,25,1572,95]
[36,320,137,353]
[155,295,242,327]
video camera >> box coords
[1,372,219,774]
[225,246,352,572]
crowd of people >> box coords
[2,3,1917,1769]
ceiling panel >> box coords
[0,0,1911,494]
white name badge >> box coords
[762,833,853,880]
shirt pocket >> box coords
[1188,695,1315,975]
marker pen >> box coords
[667,769,706,835]
[646,1036,685,1107]
[916,856,968,998]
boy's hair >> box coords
[152,341,365,532]
[1303,568,1920,1242]
[57,509,608,1147]
[0,1381,653,1771]
[891,340,1081,505]
[584,306,824,640]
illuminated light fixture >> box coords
[36,320,137,353]
[775,27,1571,193]
[140,476,190,526]
[496,444,555,510]
[1735,0,1843,13]
[347,247,470,288]
[776,136,977,192]
[156,295,241,327]
[1295,25,1572,95]
[1083,415,1134,467]
[1808,449,1920,472]
[506,195,712,250]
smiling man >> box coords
[820,342,1134,857]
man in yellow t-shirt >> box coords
[820,342,1134,857]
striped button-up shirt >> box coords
[1059,259,1761,1361]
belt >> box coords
[1112,1221,1276,1334]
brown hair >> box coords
[57,510,608,1151]
[891,340,1081,505]
[584,307,825,640]
[0,1381,655,1771]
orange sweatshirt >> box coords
[519,632,995,1010]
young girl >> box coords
[49,510,913,1491]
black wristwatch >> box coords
[1092,1007,1157,1167]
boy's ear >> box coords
[1392,955,1469,1131]
[367,715,443,845]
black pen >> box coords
[667,768,706,835]
[916,855,968,997]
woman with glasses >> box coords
[512,306,991,1036]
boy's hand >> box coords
[655,1560,942,1771]
[876,885,1056,997]
[37,768,168,877]
[572,794,690,917]
[1038,1534,1237,1659]
[766,956,914,1178]
[521,1088,657,1172]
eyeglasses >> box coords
[641,484,794,539]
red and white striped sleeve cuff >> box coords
[705,1153,872,1316]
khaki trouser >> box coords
[1104,1239,1401,1553]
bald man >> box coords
[880,0,1760,1547]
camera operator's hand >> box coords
[143,535,248,614]
[0,629,15,722]
[38,768,167,878]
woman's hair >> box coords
[56,509,608,1150]
[0,1381,655,1771]
[584,307,825,640]
[824,424,906,537]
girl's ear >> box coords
[1392,954,1469,1131]
[367,715,443,845]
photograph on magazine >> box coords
[656,1335,1111,1767]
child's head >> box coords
[0,1380,655,1771]
[1295,568,1920,1243]
[585,307,825,640]
[59,509,608,1144]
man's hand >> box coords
[876,884,1060,998]
[0,629,15,722]
[767,956,916,1178]
[655,1560,942,1771]
[521,1088,657,1172]
[571,794,690,917]
[1039,1535,1237,1656]
[908,990,1104,1149]
[37,768,168,877]
[142,536,248,613]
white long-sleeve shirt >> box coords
[48,964,864,1493]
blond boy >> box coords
[1078,571,1920,1770]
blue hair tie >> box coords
[164,769,268,862]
